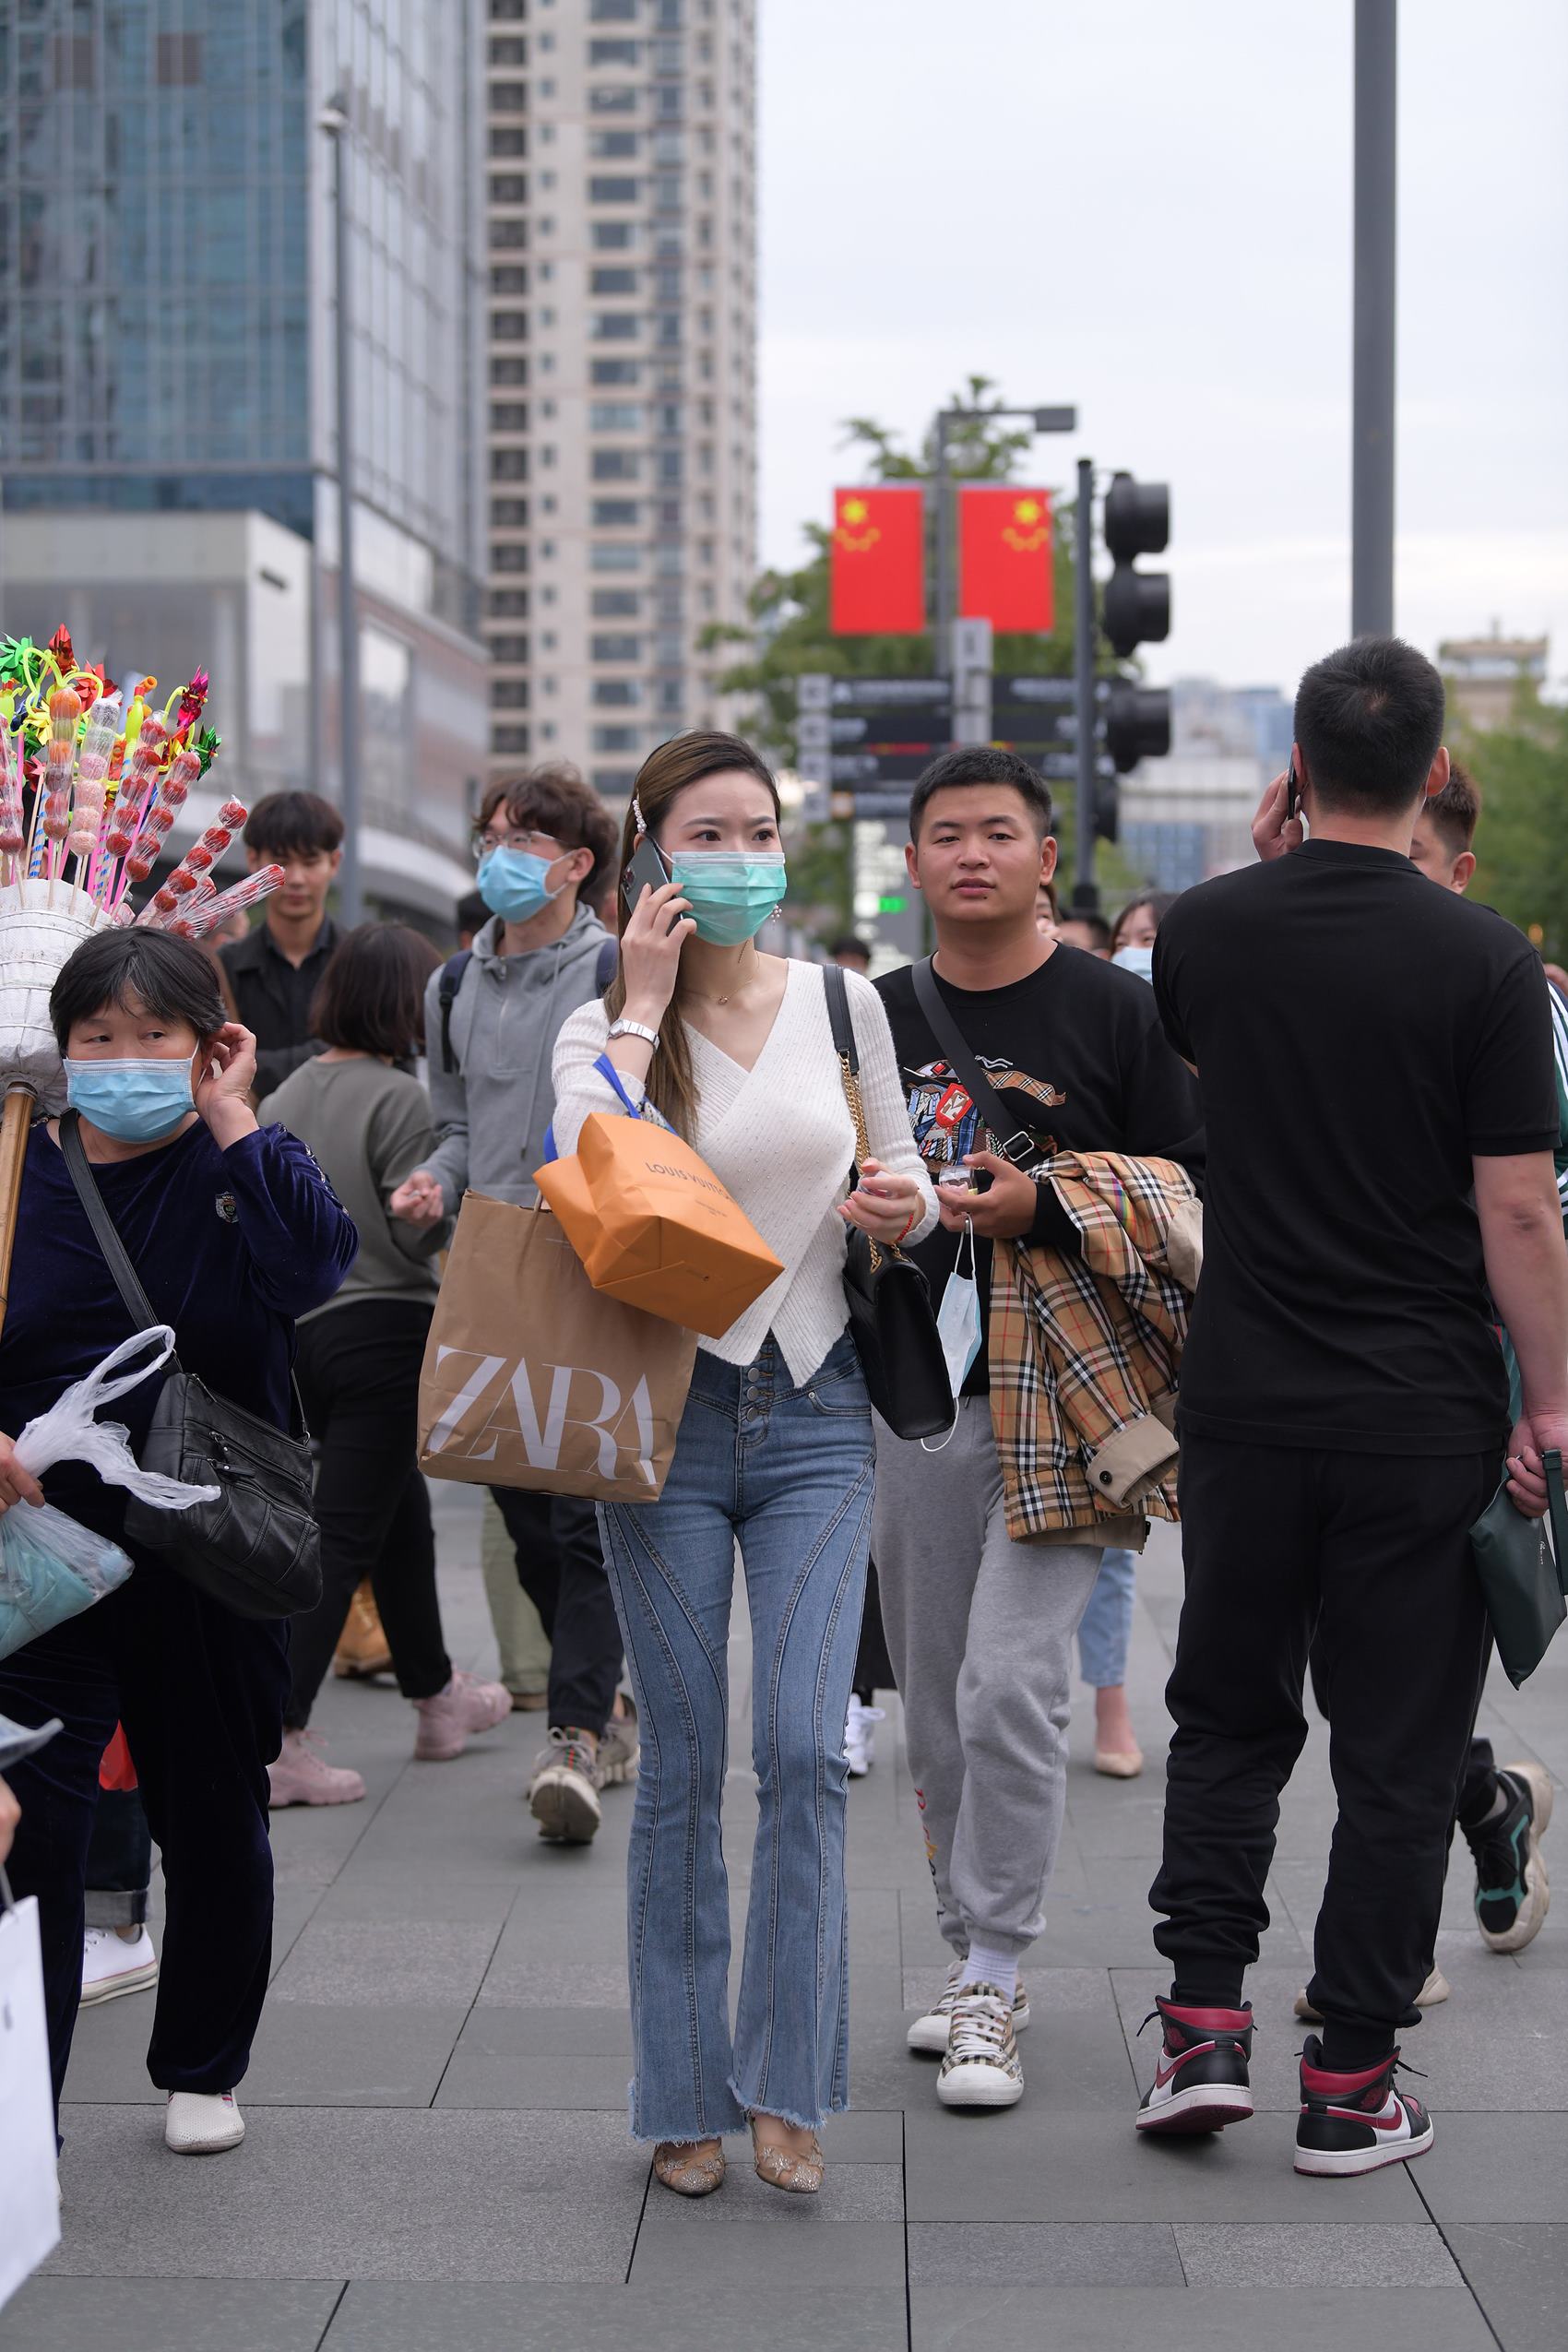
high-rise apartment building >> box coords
[484,0,757,798]
[1,1,490,918]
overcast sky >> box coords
[756,0,1568,696]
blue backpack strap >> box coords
[595,933,618,994]
[437,950,473,1075]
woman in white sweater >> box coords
[551,731,935,2201]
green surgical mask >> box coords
[670,851,786,945]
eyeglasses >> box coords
[471,827,561,867]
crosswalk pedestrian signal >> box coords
[1101,473,1170,659]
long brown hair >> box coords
[604,730,780,1134]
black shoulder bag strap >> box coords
[59,1111,172,1347]
[909,956,1045,1171]
[437,950,474,1075]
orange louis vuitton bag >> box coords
[535,1109,782,1339]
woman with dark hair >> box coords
[0,927,356,2154]
[260,926,509,1802]
[552,731,935,2199]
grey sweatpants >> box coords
[873,1400,1104,1961]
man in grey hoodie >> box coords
[392,766,633,1845]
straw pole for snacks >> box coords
[0,1084,34,1336]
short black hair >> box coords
[1294,637,1445,818]
[52,926,227,1052]
[243,790,345,860]
[909,746,1053,841]
[826,934,873,963]
[1058,910,1111,951]
[456,890,490,940]
[1419,760,1480,859]
[311,923,443,1060]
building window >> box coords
[590,402,646,431]
[491,498,529,527]
[492,312,529,341]
[156,31,202,85]
[590,40,642,65]
[594,681,643,707]
[593,220,636,250]
[590,85,639,112]
[591,267,639,295]
[489,589,530,617]
[593,589,642,617]
[592,314,641,341]
[592,500,642,527]
[590,130,640,158]
[592,544,646,572]
[491,357,529,386]
[492,448,529,479]
[592,360,641,386]
[593,727,643,753]
[491,81,528,113]
[490,219,528,250]
[590,0,639,18]
[492,545,529,573]
[593,769,639,794]
[489,36,529,64]
[592,634,645,661]
[492,680,530,708]
[492,266,529,295]
[589,177,641,203]
[490,173,529,203]
[592,449,641,481]
[489,634,529,664]
[490,128,528,157]
[493,726,530,755]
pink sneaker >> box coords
[413,1669,512,1762]
[267,1728,366,1808]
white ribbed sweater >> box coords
[551,959,938,1385]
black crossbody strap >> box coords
[910,956,1043,1170]
[59,1111,181,1359]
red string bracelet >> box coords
[893,1202,920,1244]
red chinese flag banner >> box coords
[957,487,1053,633]
[829,487,926,635]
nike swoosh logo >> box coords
[1154,2037,1215,2088]
[1324,2101,1405,2132]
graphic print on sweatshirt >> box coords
[902,1054,1067,1176]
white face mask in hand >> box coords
[922,1219,981,1453]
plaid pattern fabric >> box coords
[989,1151,1199,1540]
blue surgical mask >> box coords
[1112,943,1156,984]
[65,1057,195,1144]
[669,851,786,946]
[477,844,564,925]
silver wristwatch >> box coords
[607,1017,660,1050]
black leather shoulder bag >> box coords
[60,1111,322,1621]
[822,965,951,1440]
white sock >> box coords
[960,1943,1018,2003]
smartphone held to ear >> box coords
[623,835,671,907]
[1283,761,1300,825]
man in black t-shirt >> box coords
[1137,636,1568,2180]
[873,748,1202,2113]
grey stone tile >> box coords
[268,1920,500,2006]
[817,2108,903,2162]
[0,2277,342,2352]
[908,2221,1182,2286]
[904,2108,1430,2223]
[309,1877,517,1927]
[60,1990,162,2107]
[454,2004,632,2058]
[1174,2221,1461,2286]
[323,2282,908,2352]
[1445,2224,1568,2352]
[243,2002,471,2106]
[910,2285,1498,2352]
[630,2215,906,2288]
[1415,2114,1568,2222]
[48,2108,645,2280]
[476,1959,632,2007]
[434,2049,633,2109]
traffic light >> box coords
[1101,472,1170,659]
[1104,682,1172,773]
[1094,774,1120,844]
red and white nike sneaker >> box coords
[1294,2037,1433,2177]
[1135,1995,1255,2134]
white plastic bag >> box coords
[0,1328,219,1662]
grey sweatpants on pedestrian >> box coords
[873,1399,1104,1962]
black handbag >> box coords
[1469,1446,1568,1688]
[59,1111,323,1621]
[822,965,951,1440]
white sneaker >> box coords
[908,1957,1030,2053]
[844,1697,885,1778]
[81,1925,159,2007]
[936,1985,1026,2108]
[527,1728,604,1845]
[164,2090,245,2155]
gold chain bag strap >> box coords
[823,964,951,1439]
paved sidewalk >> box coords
[5,1493,1563,2351]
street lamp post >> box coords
[930,403,1076,667]
[1351,0,1396,638]
[320,95,364,923]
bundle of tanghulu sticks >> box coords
[0,624,281,939]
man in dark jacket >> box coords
[219,792,343,1095]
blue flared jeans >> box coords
[598,1330,873,2143]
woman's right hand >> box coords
[0,1432,45,1516]
[618,881,695,1027]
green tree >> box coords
[1465,690,1568,959]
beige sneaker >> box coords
[597,1695,640,1785]
[267,1728,365,1808]
[412,1669,511,1762]
[908,1958,1030,2053]
[527,1728,604,1844]
[165,2090,244,2155]
[1293,1965,1450,2024]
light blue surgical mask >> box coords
[669,851,787,946]
[1112,943,1156,984]
[477,843,564,925]
[65,1056,196,1144]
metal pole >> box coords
[932,410,952,672]
[1351,0,1396,639]
[329,116,364,922]
[1073,457,1098,910]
